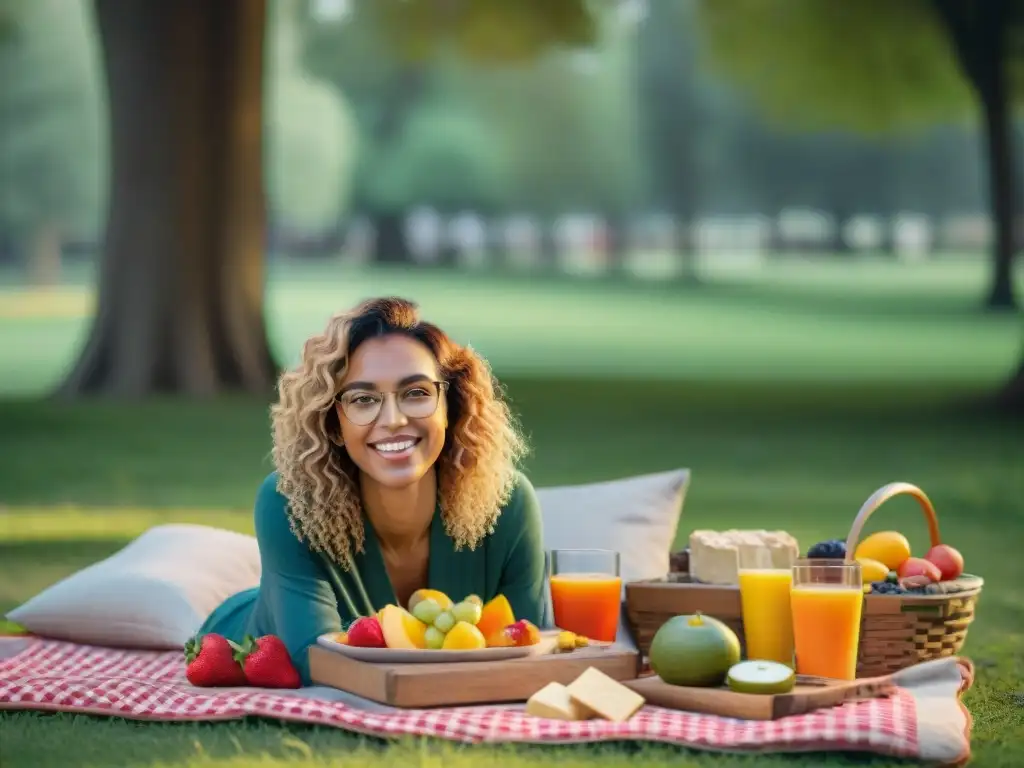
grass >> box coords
[1,259,1023,766]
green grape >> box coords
[424,626,446,650]
[411,598,442,625]
[433,610,456,634]
[451,600,483,625]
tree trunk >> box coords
[372,211,411,265]
[60,0,277,398]
[997,343,1024,413]
[979,79,1017,310]
[933,0,1018,310]
[27,221,62,288]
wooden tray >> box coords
[622,672,897,720]
[308,637,640,708]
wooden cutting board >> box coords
[308,636,640,708]
[622,672,898,720]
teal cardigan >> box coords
[197,471,547,684]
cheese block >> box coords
[525,682,592,721]
[566,667,645,723]
[689,529,800,585]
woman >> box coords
[197,297,547,684]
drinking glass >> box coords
[737,546,795,665]
[549,549,621,642]
[790,558,863,680]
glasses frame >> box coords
[336,380,449,426]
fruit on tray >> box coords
[451,599,484,625]
[442,621,487,650]
[689,530,800,585]
[408,589,453,613]
[924,543,965,581]
[726,660,796,695]
[855,557,889,584]
[556,630,589,652]
[432,609,457,634]
[806,538,847,560]
[648,611,742,687]
[347,615,387,648]
[424,626,446,650]
[379,605,428,649]
[411,598,444,625]
[477,594,517,642]
[854,531,912,571]
[487,619,542,648]
[897,557,942,582]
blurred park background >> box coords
[1,0,1024,764]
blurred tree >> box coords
[635,0,702,264]
[57,0,604,397]
[301,0,604,263]
[300,0,427,262]
[457,13,645,265]
[265,1,357,236]
[698,0,1023,310]
[0,0,104,285]
[361,99,507,215]
[60,0,276,397]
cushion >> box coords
[5,524,261,650]
[535,468,690,639]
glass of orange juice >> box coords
[737,547,795,665]
[549,549,621,642]
[790,558,863,680]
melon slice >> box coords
[380,604,428,650]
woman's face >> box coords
[335,334,448,490]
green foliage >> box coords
[266,1,357,229]
[300,0,630,215]
[359,102,507,212]
[457,16,646,213]
[696,0,974,134]
[0,0,106,242]
[369,0,600,66]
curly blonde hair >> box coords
[270,296,529,569]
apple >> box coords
[897,557,942,582]
[924,544,964,581]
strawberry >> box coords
[230,634,302,688]
[184,633,247,687]
[346,616,387,648]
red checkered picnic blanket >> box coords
[0,638,966,761]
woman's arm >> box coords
[494,474,547,626]
[253,473,343,684]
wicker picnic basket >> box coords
[625,482,984,678]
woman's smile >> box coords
[369,435,422,461]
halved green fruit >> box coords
[726,660,796,695]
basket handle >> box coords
[844,482,942,560]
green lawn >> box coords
[1,260,1023,767]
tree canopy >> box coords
[696,0,976,134]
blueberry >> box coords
[807,539,847,559]
[870,581,906,595]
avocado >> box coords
[649,612,742,688]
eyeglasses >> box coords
[336,380,449,426]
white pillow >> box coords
[535,468,690,637]
[6,523,261,649]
